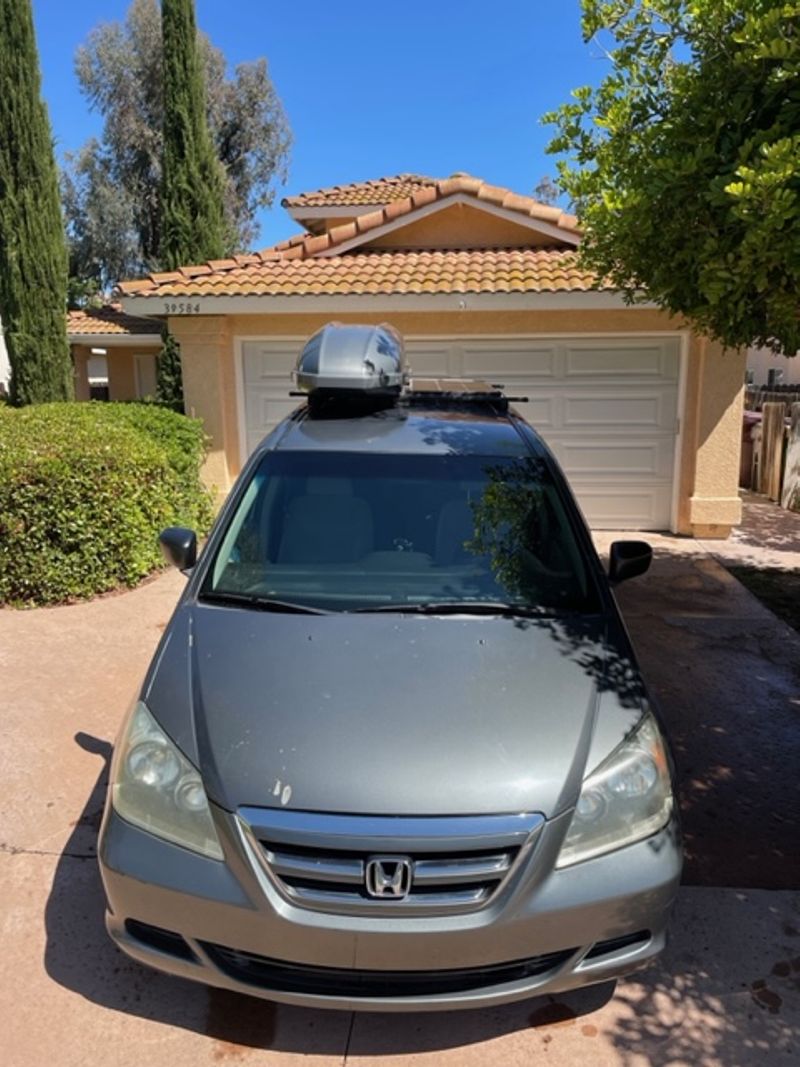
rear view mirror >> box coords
[608,540,652,584]
[159,527,197,571]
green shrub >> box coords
[0,402,214,606]
[91,401,214,531]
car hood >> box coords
[144,603,645,818]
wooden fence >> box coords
[745,385,800,411]
[751,401,800,512]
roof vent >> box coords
[294,323,406,396]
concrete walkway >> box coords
[1,535,799,1066]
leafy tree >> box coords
[160,0,226,268]
[64,0,291,290]
[545,1,800,356]
[0,0,72,404]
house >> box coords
[67,304,162,401]
[747,345,800,387]
[117,173,747,537]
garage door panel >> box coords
[407,345,455,377]
[557,439,673,479]
[564,343,678,378]
[563,392,677,431]
[242,343,296,383]
[506,393,557,429]
[461,345,557,378]
[570,485,672,528]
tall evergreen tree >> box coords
[158,0,227,407]
[0,0,72,404]
[160,0,226,270]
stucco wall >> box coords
[747,346,800,386]
[168,307,745,536]
[107,350,137,401]
[369,203,557,250]
[170,316,236,495]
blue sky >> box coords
[33,0,606,249]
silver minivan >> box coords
[99,324,681,1011]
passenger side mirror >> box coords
[159,527,197,572]
[608,540,652,584]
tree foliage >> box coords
[63,0,291,289]
[0,0,72,404]
[545,1,800,355]
[160,0,226,269]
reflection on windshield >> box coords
[202,451,599,615]
[466,458,591,605]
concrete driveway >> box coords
[2,537,799,1066]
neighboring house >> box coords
[747,346,800,387]
[117,173,746,537]
[67,304,162,401]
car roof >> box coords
[263,401,544,458]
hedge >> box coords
[0,402,214,606]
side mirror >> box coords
[608,540,652,584]
[159,526,197,571]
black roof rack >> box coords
[290,377,528,417]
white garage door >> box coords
[241,336,682,530]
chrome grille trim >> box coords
[237,809,544,916]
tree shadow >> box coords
[599,889,800,1066]
[611,551,800,890]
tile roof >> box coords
[116,174,589,302]
[271,175,579,260]
[67,303,162,336]
[283,174,440,208]
[116,248,601,299]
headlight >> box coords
[111,701,224,860]
[556,712,673,868]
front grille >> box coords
[202,942,574,998]
[238,808,544,916]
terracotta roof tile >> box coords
[283,174,440,209]
[269,175,580,263]
[116,174,585,300]
[116,248,601,300]
[66,303,162,337]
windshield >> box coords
[201,451,600,614]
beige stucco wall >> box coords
[370,203,557,250]
[72,342,161,402]
[167,307,745,536]
[170,316,236,496]
[71,344,91,401]
[107,349,137,401]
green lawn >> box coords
[728,566,800,633]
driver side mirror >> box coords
[159,526,197,572]
[608,540,652,584]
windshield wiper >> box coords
[352,600,551,618]
[198,591,330,615]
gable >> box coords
[364,201,565,251]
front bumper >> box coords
[99,804,682,1012]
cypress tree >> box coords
[158,0,227,408]
[0,0,72,404]
[160,0,226,270]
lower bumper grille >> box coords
[202,943,575,998]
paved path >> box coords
[2,539,799,1066]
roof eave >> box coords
[120,291,644,317]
